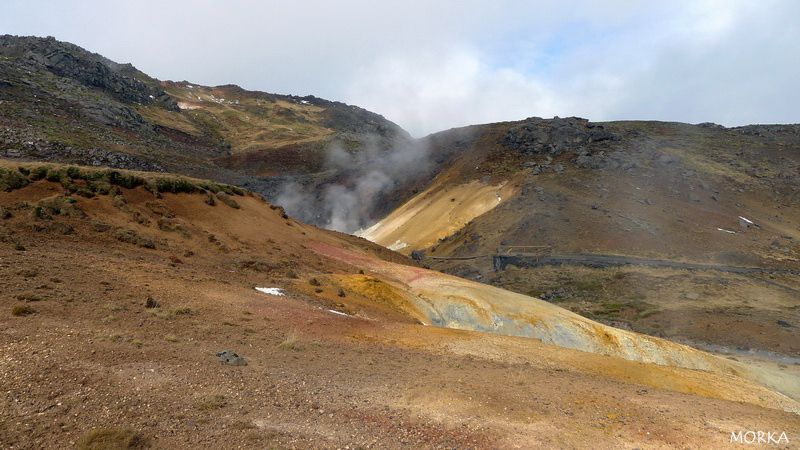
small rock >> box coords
[685,292,700,300]
[553,163,564,173]
[658,154,680,165]
[338,288,346,298]
[145,297,160,308]
[215,350,247,366]
[309,278,321,286]
[777,320,792,328]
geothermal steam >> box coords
[275,136,429,233]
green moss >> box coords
[45,168,64,182]
[75,187,95,198]
[32,206,52,220]
[0,168,30,192]
[29,166,49,181]
[88,180,111,195]
[65,166,82,179]
[108,171,145,189]
[573,280,604,291]
[154,177,199,194]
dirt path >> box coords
[491,253,800,274]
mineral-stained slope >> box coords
[4,161,797,448]
[359,118,800,365]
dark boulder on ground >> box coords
[215,350,247,366]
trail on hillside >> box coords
[430,252,800,274]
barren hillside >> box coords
[2,161,798,448]
[361,118,800,365]
[0,35,411,229]
[1,35,799,449]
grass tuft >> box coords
[195,393,227,411]
[12,305,36,316]
[76,427,146,450]
[278,331,303,351]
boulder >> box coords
[215,350,247,366]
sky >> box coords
[1,0,799,137]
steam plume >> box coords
[275,135,429,233]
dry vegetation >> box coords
[148,83,335,153]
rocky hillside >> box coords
[0,35,411,228]
[1,35,799,447]
[360,117,800,362]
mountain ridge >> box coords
[0,34,412,229]
[2,35,799,448]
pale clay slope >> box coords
[313,243,800,412]
[357,180,514,253]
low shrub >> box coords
[114,228,155,249]
[215,191,240,209]
[29,166,49,181]
[108,171,145,189]
[0,168,29,192]
[45,168,64,182]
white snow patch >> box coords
[255,287,285,296]
[717,228,736,234]
[388,240,408,251]
[186,85,194,89]
[327,309,350,316]
[300,100,310,104]
[738,216,754,224]
[149,95,154,99]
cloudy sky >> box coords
[1,0,798,136]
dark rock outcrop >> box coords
[501,116,616,156]
[0,35,178,110]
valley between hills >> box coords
[1,35,799,448]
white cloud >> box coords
[1,0,798,134]
[345,1,800,135]
[345,48,562,136]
